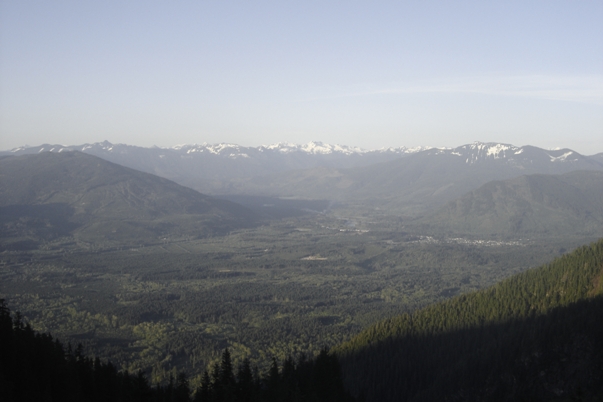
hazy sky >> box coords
[1,1,602,153]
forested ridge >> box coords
[335,238,603,401]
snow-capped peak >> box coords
[418,141,588,165]
[262,141,366,155]
[6,140,435,158]
[6,141,589,168]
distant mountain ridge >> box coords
[5,140,431,157]
[421,142,591,165]
[229,142,603,215]
[174,141,430,156]
[1,141,430,194]
[6,140,600,162]
[4,141,602,217]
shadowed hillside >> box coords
[419,170,603,237]
[0,152,257,249]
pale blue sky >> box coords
[1,1,602,153]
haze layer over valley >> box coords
[5,140,603,220]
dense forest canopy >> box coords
[0,300,354,402]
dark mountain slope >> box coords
[0,152,256,248]
[420,170,603,237]
[334,239,603,401]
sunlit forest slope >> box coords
[335,239,603,401]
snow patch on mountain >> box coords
[424,142,527,164]
[548,151,575,162]
[486,144,513,157]
[10,140,424,158]
[166,141,432,157]
[5,141,596,171]
[261,141,365,155]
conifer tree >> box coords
[236,358,256,402]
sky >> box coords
[1,1,602,154]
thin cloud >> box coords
[298,75,603,105]
[381,75,603,104]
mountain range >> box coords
[3,140,603,243]
[226,142,603,216]
[4,142,602,217]
[1,141,427,194]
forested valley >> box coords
[1,299,353,402]
[2,212,585,387]
[2,149,603,400]
[2,237,602,401]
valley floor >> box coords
[0,212,594,388]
